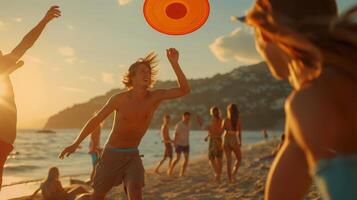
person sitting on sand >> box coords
[155,114,173,173]
[0,6,60,190]
[59,48,190,200]
[197,106,224,183]
[168,112,191,177]
[88,123,103,183]
[28,167,88,200]
[242,0,357,199]
[222,104,242,183]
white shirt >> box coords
[174,121,190,146]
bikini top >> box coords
[312,154,357,200]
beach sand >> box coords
[12,140,321,200]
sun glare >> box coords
[0,79,11,100]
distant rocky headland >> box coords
[44,62,291,130]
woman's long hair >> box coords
[45,167,59,183]
[246,0,357,82]
[227,104,240,131]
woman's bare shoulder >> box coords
[285,83,333,114]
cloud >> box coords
[210,28,262,64]
[58,46,75,57]
[78,59,87,64]
[60,86,87,93]
[102,72,115,84]
[0,20,5,30]
[117,0,133,6]
[80,76,97,82]
[23,55,43,65]
[13,18,22,23]
[23,55,60,72]
[58,46,86,64]
[67,25,75,30]
[51,67,60,72]
[0,18,22,31]
[65,57,76,64]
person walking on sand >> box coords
[197,106,224,183]
[155,114,173,174]
[222,104,242,183]
[241,0,357,199]
[0,6,60,190]
[167,112,191,177]
[59,48,190,200]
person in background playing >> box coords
[155,114,173,174]
[222,104,242,183]
[197,106,224,183]
[168,112,191,177]
[0,6,60,190]
[88,123,103,183]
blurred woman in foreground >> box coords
[242,0,357,199]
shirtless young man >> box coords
[59,48,190,200]
[198,106,224,183]
[155,114,173,173]
[0,6,60,190]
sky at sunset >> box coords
[0,0,355,128]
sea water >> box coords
[1,129,281,199]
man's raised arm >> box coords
[11,6,61,60]
[154,48,191,100]
[0,6,60,78]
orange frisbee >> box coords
[143,0,210,35]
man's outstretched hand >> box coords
[59,143,79,160]
[42,6,61,23]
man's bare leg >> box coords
[215,158,223,183]
[179,153,189,177]
[208,158,218,181]
[168,157,173,169]
[155,156,167,173]
[127,182,143,200]
[168,153,181,175]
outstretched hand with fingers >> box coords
[43,6,61,23]
[166,48,179,64]
[59,143,79,160]
[0,50,24,76]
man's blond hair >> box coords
[122,52,158,88]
